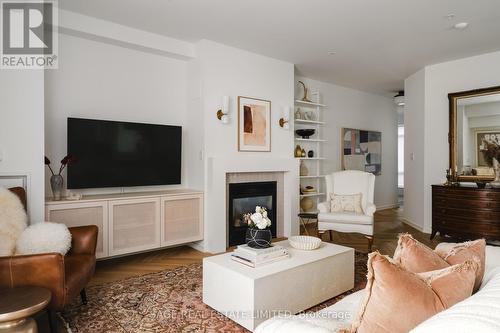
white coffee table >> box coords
[203,240,354,331]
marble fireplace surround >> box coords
[202,156,299,254]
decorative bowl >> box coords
[289,235,322,250]
[296,129,315,139]
[302,186,316,193]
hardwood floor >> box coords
[92,208,444,285]
[304,207,442,255]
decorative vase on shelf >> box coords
[300,160,309,176]
[295,145,303,158]
[50,174,64,201]
[300,197,314,212]
[245,228,272,249]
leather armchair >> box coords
[0,187,98,311]
[318,170,376,251]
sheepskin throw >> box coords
[16,222,72,256]
[0,187,28,256]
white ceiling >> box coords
[59,0,500,95]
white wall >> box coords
[194,40,298,253]
[296,77,398,209]
[0,71,45,222]
[45,33,191,196]
[403,69,426,230]
[404,50,500,233]
[197,40,295,159]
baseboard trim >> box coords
[377,203,399,211]
[401,217,425,232]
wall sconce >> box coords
[216,96,230,124]
[279,106,291,130]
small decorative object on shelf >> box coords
[301,185,316,193]
[301,148,306,157]
[289,235,322,250]
[296,129,316,139]
[304,111,316,121]
[243,206,272,249]
[295,107,303,120]
[299,160,309,176]
[45,154,77,200]
[308,150,314,158]
[300,197,314,212]
[298,81,312,102]
[295,145,303,157]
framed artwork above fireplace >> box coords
[238,96,271,152]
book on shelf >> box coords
[231,252,290,268]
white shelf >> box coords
[300,175,326,179]
[294,100,327,107]
[300,192,326,198]
[295,138,327,142]
[294,119,326,125]
[297,157,325,160]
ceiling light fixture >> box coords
[327,51,336,55]
[393,91,405,106]
[453,22,469,30]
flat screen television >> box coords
[67,118,182,189]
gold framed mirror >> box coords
[449,85,500,182]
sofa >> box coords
[255,243,500,333]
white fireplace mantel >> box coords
[201,156,300,253]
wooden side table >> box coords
[0,287,51,333]
[298,212,319,236]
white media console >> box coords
[45,189,203,259]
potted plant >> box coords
[243,206,272,248]
[45,154,77,200]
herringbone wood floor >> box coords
[91,208,443,285]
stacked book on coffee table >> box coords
[231,244,290,268]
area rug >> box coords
[62,252,368,333]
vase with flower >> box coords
[243,206,272,248]
[45,154,77,200]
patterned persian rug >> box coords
[62,252,368,333]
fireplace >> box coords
[228,181,277,247]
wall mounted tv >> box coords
[67,118,182,189]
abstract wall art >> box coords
[341,128,382,175]
[238,96,271,152]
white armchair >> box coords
[318,170,376,251]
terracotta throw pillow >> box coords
[393,234,486,292]
[330,193,363,213]
[351,252,478,333]
[435,239,486,291]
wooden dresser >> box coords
[432,185,500,241]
